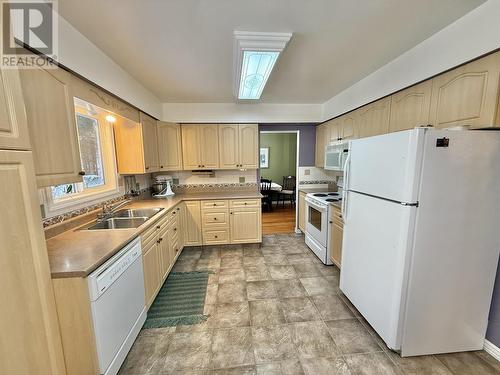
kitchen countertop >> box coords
[46,190,262,279]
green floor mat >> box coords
[143,271,209,329]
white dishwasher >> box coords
[87,237,146,375]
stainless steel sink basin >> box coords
[85,217,149,230]
[113,207,163,218]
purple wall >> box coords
[487,259,500,346]
[259,123,317,166]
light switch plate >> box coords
[239,177,246,183]
[304,169,310,175]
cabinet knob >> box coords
[145,166,149,170]
[198,165,201,167]
[78,171,86,176]
[177,207,180,211]
[215,235,218,239]
[244,202,247,205]
[329,221,333,224]
[213,203,216,206]
[160,165,164,169]
[156,225,161,229]
[214,217,217,220]
[202,165,205,167]
[174,228,177,231]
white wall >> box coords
[162,103,322,123]
[322,0,500,121]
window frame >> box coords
[42,100,121,217]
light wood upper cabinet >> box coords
[429,52,500,129]
[341,111,358,139]
[219,124,258,169]
[326,119,341,143]
[181,124,219,170]
[239,124,259,169]
[20,66,83,187]
[157,122,183,171]
[140,112,159,172]
[0,68,30,150]
[199,125,219,169]
[184,201,202,246]
[0,150,66,375]
[315,124,327,167]
[390,80,432,133]
[357,97,391,138]
[219,124,239,169]
[114,112,160,174]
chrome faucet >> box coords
[96,199,132,222]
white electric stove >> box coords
[304,191,342,265]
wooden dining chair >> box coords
[278,175,296,208]
[260,178,273,212]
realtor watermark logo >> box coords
[1,0,58,68]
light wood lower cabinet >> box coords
[143,243,162,308]
[329,205,343,268]
[0,150,66,375]
[184,200,203,245]
[230,201,262,244]
[298,191,306,232]
[20,65,84,187]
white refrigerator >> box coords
[339,128,500,357]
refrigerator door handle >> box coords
[342,153,351,221]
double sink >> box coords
[84,207,164,230]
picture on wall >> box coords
[260,147,269,169]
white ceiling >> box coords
[58,0,485,104]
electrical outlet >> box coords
[239,177,246,183]
[304,169,310,175]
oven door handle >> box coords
[305,198,327,213]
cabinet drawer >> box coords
[202,200,228,209]
[330,207,343,227]
[203,229,229,245]
[230,199,260,208]
[141,234,157,255]
[202,210,229,227]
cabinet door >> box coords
[429,52,500,129]
[326,119,340,143]
[218,124,239,169]
[230,208,262,244]
[143,244,161,308]
[239,124,258,169]
[158,122,183,171]
[298,191,306,232]
[315,124,326,167]
[114,119,146,174]
[389,80,432,133]
[199,125,219,169]
[0,68,30,150]
[184,201,202,246]
[21,66,83,187]
[357,97,391,138]
[181,125,202,169]
[158,225,170,280]
[0,150,66,374]
[341,111,358,139]
[330,221,343,268]
[140,112,159,172]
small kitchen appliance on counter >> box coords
[152,175,175,198]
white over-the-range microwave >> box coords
[324,141,349,171]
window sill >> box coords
[43,187,122,218]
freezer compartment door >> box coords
[348,129,424,203]
[340,191,416,350]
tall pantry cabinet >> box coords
[0,66,66,374]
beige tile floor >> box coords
[119,234,500,375]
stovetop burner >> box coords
[325,198,342,202]
[328,192,340,196]
[313,193,328,197]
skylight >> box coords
[233,31,292,100]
